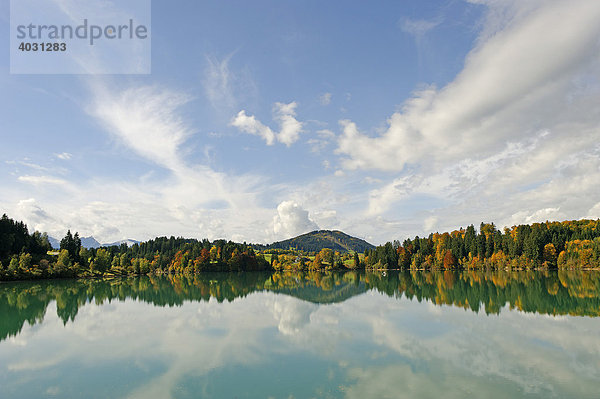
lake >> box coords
[1,270,599,398]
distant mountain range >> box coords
[48,236,140,249]
[48,229,372,253]
[258,230,375,253]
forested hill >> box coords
[259,230,375,253]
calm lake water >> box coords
[1,271,599,398]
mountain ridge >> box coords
[48,236,140,249]
[258,230,375,253]
[49,230,371,252]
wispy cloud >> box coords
[18,175,68,186]
[339,1,600,172]
[55,152,72,160]
[335,0,600,231]
[319,92,332,106]
[4,76,294,243]
[308,129,336,153]
[399,17,441,37]
[89,83,192,171]
[203,54,236,109]
[202,52,258,111]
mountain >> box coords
[102,239,141,247]
[81,236,101,249]
[48,236,140,249]
[48,236,60,250]
[263,230,375,253]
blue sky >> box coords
[1,0,600,244]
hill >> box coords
[270,282,368,304]
[262,230,375,253]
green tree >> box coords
[79,247,91,268]
[19,252,32,272]
[8,256,19,276]
[94,248,111,273]
[60,230,82,263]
[53,249,72,277]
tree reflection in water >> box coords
[1,270,599,342]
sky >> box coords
[1,0,600,245]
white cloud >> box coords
[367,176,415,216]
[17,160,48,171]
[54,152,72,160]
[13,198,60,235]
[271,297,318,336]
[525,207,562,224]
[424,216,438,233]
[588,202,600,219]
[273,102,303,147]
[202,53,258,111]
[89,84,192,171]
[362,177,382,185]
[337,1,600,172]
[332,0,600,237]
[0,81,284,243]
[203,54,235,109]
[308,129,335,153]
[18,175,68,186]
[230,110,276,145]
[312,209,339,229]
[272,200,319,239]
[231,101,303,147]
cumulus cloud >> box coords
[273,102,303,146]
[231,101,303,147]
[272,200,319,238]
[271,297,318,336]
[230,110,276,145]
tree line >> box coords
[1,213,599,281]
[364,220,600,270]
[0,214,270,281]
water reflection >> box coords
[1,270,599,341]
[1,271,599,398]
